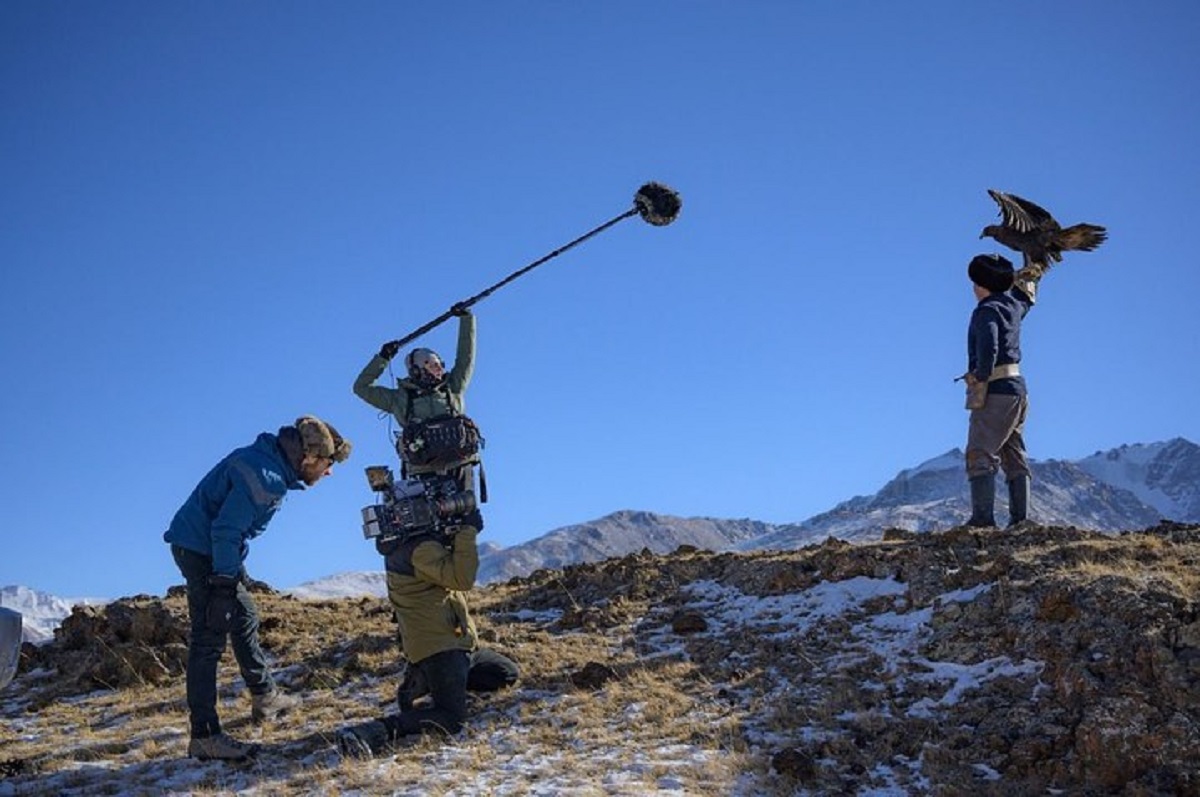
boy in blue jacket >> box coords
[963,255,1033,527]
[164,415,350,761]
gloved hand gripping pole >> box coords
[385,182,682,351]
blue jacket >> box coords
[968,289,1032,397]
[163,432,303,578]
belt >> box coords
[989,363,1020,381]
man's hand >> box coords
[378,340,401,361]
[205,575,239,634]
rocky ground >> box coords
[2,522,1199,795]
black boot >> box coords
[967,475,996,527]
[1007,475,1030,527]
[336,717,398,758]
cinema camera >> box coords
[361,466,477,543]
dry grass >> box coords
[1022,533,1200,595]
[0,585,751,795]
[4,523,1200,795]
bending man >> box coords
[164,415,351,761]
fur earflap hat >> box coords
[295,415,352,462]
[968,253,1015,293]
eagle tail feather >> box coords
[1057,223,1108,252]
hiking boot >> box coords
[966,475,997,527]
[336,720,392,758]
[188,732,260,761]
[251,688,301,723]
[1006,475,1031,527]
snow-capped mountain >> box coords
[1075,438,1200,522]
[286,570,387,600]
[476,509,773,584]
[746,450,1167,550]
[0,585,108,645]
[481,439,1195,579]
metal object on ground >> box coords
[0,607,21,690]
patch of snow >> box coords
[906,657,1044,717]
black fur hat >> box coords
[968,253,1015,293]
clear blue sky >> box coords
[2,2,1197,599]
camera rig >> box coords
[360,466,477,544]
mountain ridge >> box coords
[480,437,1199,581]
[6,438,1196,629]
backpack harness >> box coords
[395,385,487,504]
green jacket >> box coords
[353,313,476,474]
[385,527,479,664]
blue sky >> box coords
[2,2,1197,599]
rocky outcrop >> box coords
[493,522,1200,793]
[19,596,190,702]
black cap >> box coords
[968,254,1015,293]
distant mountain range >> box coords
[286,571,386,600]
[476,510,773,583]
[477,437,1198,580]
[7,438,1196,639]
[0,585,107,645]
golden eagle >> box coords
[981,189,1107,269]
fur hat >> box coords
[968,253,1015,293]
[295,415,352,462]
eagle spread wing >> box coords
[987,189,1056,234]
[981,189,1107,269]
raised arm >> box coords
[446,310,476,396]
[353,345,404,415]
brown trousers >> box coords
[966,393,1030,480]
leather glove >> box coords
[378,340,401,361]
[450,302,470,317]
[964,373,988,411]
[205,574,239,634]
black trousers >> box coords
[171,545,275,737]
[387,647,519,737]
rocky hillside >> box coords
[2,521,1199,795]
